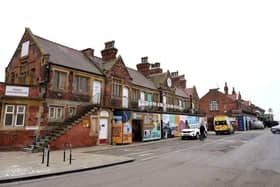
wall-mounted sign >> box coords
[5,86,29,97]
[100,111,109,117]
[25,126,39,130]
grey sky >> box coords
[1,0,279,119]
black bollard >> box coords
[46,145,50,167]
[41,147,45,164]
[63,143,66,162]
[69,144,72,165]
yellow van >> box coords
[214,116,235,135]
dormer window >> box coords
[21,41,30,57]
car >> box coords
[271,124,280,134]
[181,125,207,140]
[250,120,265,129]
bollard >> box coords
[46,145,50,167]
[41,147,45,164]
[69,144,72,165]
[63,143,66,162]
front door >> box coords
[99,118,108,144]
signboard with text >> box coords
[5,86,29,97]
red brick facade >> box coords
[50,118,97,150]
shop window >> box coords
[53,70,66,89]
[4,105,26,127]
[48,106,64,121]
[73,75,89,93]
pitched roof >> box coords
[184,88,193,97]
[148,72,167,88]
[227,94,237,101]
[33,35,102,75]
[127,67,157,90]
[175,87,186,97]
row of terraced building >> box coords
[0,28,264,151]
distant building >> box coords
[199,82,265,131]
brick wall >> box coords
[5,30,43,86]
[50,118,97,150]
[199,90,238,117]
[0,130,35,150]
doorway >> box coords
[132,120,142,142]
[99,118,108,144]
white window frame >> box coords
[48,106,64,121]
[209,100,219,111]
[4,105,15,127]
[4,104,26,127]
[21,41,30,57]
[15,105,26,126]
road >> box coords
[3,129,280,187]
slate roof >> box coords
[127,67,157,90]
[33,35,102,75]
[184,88,193,97]
[148,72,167,88]
[175,87,186,97]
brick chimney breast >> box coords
[101,40,118,61]
[137,56,150,76]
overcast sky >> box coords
[1,0,279,120]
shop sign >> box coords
[5,86,29,97]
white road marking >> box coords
[139,153,154,157]
[140,156,157,161]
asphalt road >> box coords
[3,129,280,187]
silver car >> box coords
[271,124,280,134]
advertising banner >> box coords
[143,114,161,141]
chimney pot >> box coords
[105,41,115,49]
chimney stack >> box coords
[232,87,236,95]
[81,48,94,58]
[224,82,228,95]
[137,56,150,76]
[101,40,118,61]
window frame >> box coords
[21,41,30,58]
[15,105,26,126]
[53,70,67,90]
[112,79,122,97]
[73,75,89,93]
[209,100,219,111]
[48,105,64,121]
[3,104,26,127]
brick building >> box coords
[199,82,265,130]
[0,28,203,151]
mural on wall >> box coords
[187,116,200,129]
[112,116,123,144]
[112,111,133,144]
[143,114,161,141]
[123,122,132,143]
[162,114,188,137]
[163,114,206,137]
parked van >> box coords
[214,115,235,135]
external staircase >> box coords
[24,105,97,152]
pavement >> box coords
[0,137,182,184]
